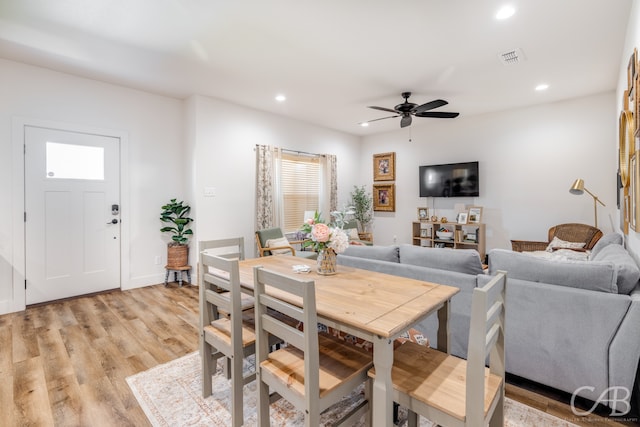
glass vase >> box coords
[316,248,337,275]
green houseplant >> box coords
[160,198,194,267]
[349,185,373,233]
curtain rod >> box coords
[282,148,325,157]
[253,145,324,157]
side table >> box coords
[164,265,191,287]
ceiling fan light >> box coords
[360,122,369,127]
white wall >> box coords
[188,95,362,260]
[362,92,617,253]
[618,1,640,261]
[0,59,185,313]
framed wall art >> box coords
[468,206,483,224]
[457,212,468,224]
[373,152,395,181]
[417,207,429,220]
[632,153,637,231]
[373,183,395,212]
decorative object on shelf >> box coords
[417,207,429,220]
[436,228,454,240]
[420,229,428,238]
[569,179,606,228]
[430,215,438,222]
[468,206,483,224]
[440,217,448,223]
[160,198,194,268]
[299,211,348,274]
[373,183,395,212]
[457,212,468,224]
[349,185,373,233]
[373,152,395,181]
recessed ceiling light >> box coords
[360,122,369,127]
[535,83,549,91]
[496,5,515,20]
[275,94,286,102]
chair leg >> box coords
[231,354,244,427]
[364,379,373,426]
[257,374,271,427]
[201,341,214,398]
[407,409,418,427]
[489,392,504,427]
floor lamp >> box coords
[569,178,605,228]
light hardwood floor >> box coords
[0,283,635,426]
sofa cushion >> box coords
[341,244,399,263]
[590,244,640,295]
[488,249,618,293]
[590,232,624,259]
[399,244,484,275]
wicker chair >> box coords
[510,223,603,252]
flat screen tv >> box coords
[419,161,479,197]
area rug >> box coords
[126,352,579,427]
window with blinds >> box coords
[281,152,321,232]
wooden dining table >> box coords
[237,255,459,427]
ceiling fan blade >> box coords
[414,99,448,114]
[361,115,399,124]
[368,106,398,114]
[415,111,460,119]
[400,115,412,128]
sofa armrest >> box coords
[510,239,548,252]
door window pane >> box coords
[46,142,104,180]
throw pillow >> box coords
[265,237,292,255]
[546,236,586,252]
[347,228,360,241]
[590,244,640,294]
[590,232,623,259]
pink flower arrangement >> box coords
[300,211,349,253]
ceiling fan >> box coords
[364,92,459,128]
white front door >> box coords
[25,126,121,304]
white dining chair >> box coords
[253,265,373,426]
[369,270,507,427]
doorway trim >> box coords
[9,117,130,314]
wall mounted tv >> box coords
[419,161,479,197]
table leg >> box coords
[437,299,452,353]
[164,269,170,286]
[178,271,183,287]
[371,335,393,427]
[186,269,191,284]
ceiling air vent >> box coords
[499,48,526,65]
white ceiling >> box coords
[0,0,632,136]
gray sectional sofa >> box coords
[337,239,640,413]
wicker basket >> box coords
[167,244,189,268]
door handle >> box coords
[107,219,119,224]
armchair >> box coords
[254,227,317,259]
[511,223,603,252]
[343,219,373,246]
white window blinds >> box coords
[280,152,321,232]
